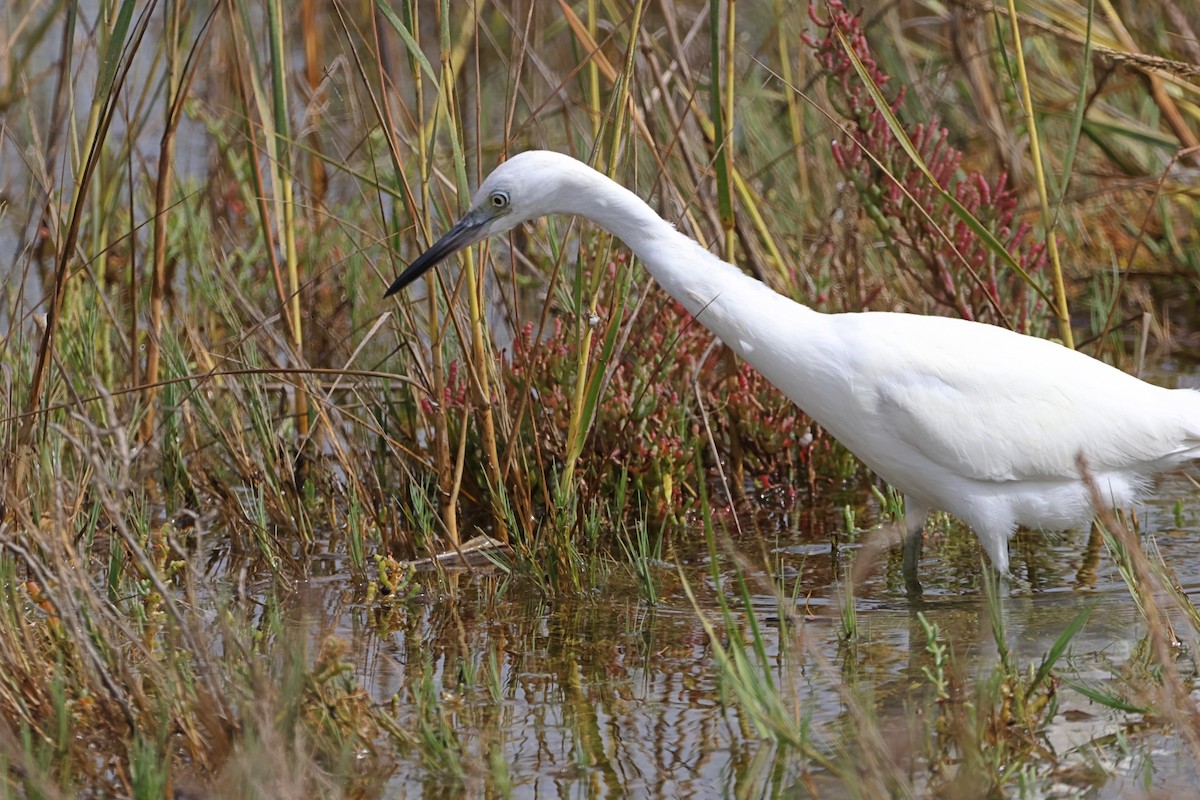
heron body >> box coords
[387,151,1200,592]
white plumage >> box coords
[387,151,1200,592]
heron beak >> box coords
[384,209,492,297]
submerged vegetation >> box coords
[1,0,1199,796]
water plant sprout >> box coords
[387,151,1200,595]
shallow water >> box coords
[5,6,1198,796]
[269,467,1200,798]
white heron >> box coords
[386,151,1200,594]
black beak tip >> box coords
[382,276,407,298]
[382,252,440,299]
[383,214,484,299]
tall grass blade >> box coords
[709,0,736,263]
[1002,0,1074,348]
[1052,0,1095,224]
[1026,603,1092,700]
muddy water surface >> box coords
[274,467,1200,798]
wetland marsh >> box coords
[2,1,1200,797]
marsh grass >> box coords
[1,0,1199,795]
[684,499,1199,796]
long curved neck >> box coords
[560,171,818,361]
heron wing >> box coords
[850,315,1200,483]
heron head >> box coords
[383,152,581,297]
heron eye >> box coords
[490,191,509,209]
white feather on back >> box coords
[836,313,1200,483]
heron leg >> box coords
[902,496,929,597]
[902,526,923,597]
[1075,522,1102,589]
